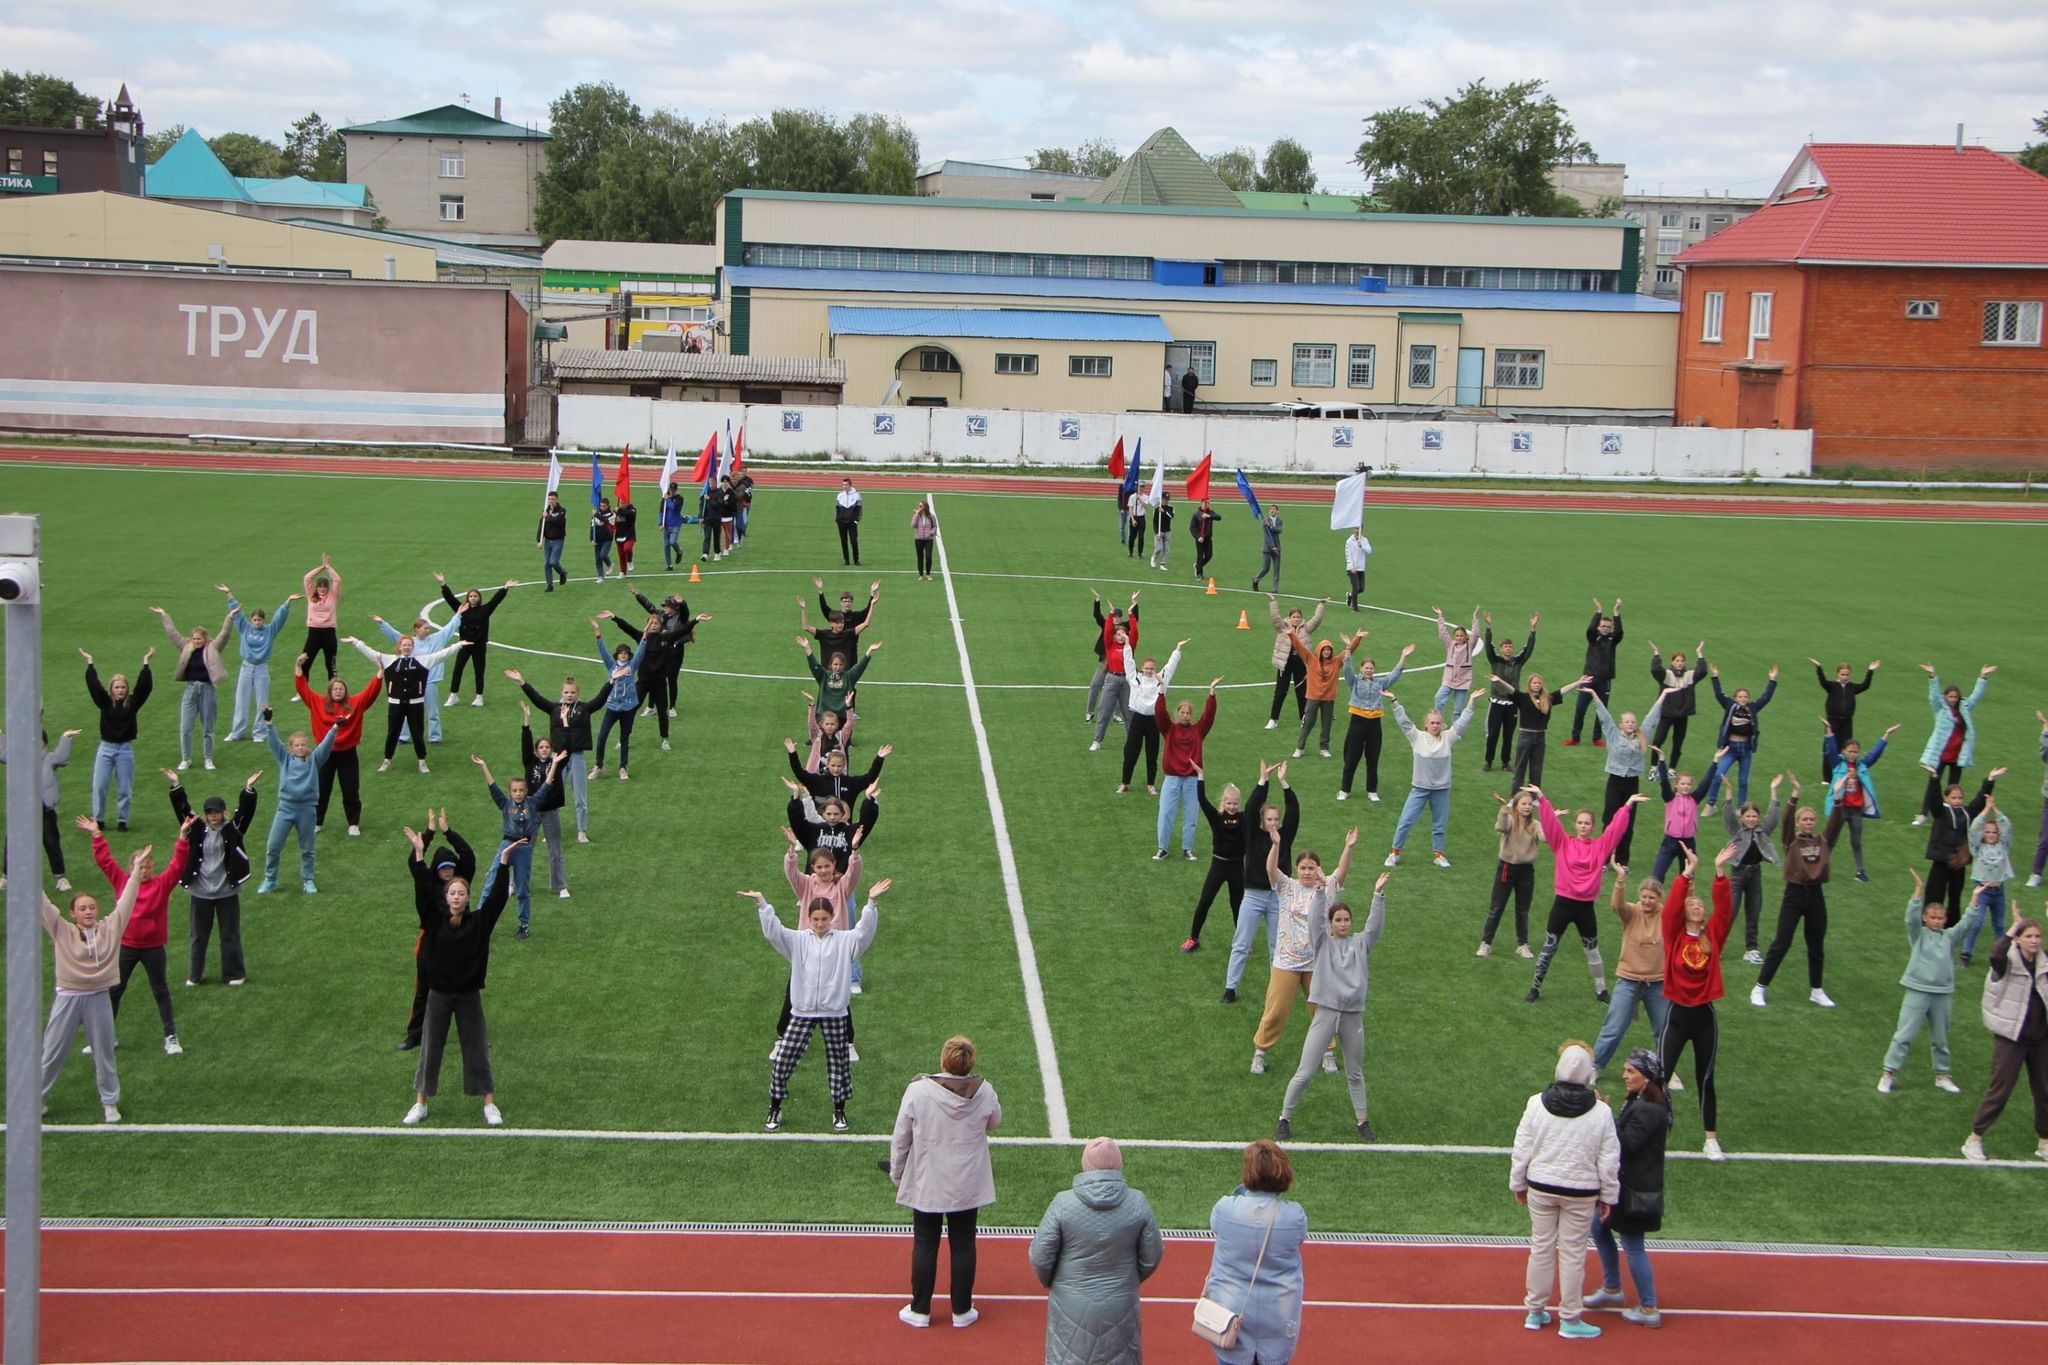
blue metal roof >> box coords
[731,266,1680,314]
[826,306,1173,342]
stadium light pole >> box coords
[2,511,44,1363]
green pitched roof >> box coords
[340,104,549,140]
[1086,128,1242,209]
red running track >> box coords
[8,444,2048,520]
[19,1226,2047,1363]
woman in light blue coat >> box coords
[1030,1137,1163,1365]
[1201,1139,1308,1364]
[1916,664,1993,820]
[219,583,298,742]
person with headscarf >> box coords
[1029,1137,1163,1364]
[1584,1047,1672,1329]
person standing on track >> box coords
[436,574,516,708]
[295,654,379,838]
[1201,1140,1309,1363]
[1482,613,1538,773]
[1524,790,1646,1005]
[1116,639,1186,795]
[1582,1048,1672,1329]
[889,1034,1002,1331]
[1666,845,1738,1160]
[402,828,520,1128]
[299,554,343,679]
[218,583,297,744]
[1342,526,1370,611]
[1190,500,1219,582]
[1028,1136,1163,1364]
[911,500,938,581]
[1565,599,1623,748]
[835,477,864,566]
[1153,678,1220,862]
[1509,1040,1620,1341]
[1383,693,1480,869]
[1335,641,1412,804]
[39,854,146,1124]
[82,646,154,831]
[748,880,888,1135]
[536,491,569,591]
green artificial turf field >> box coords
[5,462,2044,1248]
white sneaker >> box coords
[1476,942,1492,957]
[1742,949,1763,966]
[577,831,589,844]
[590,766,605,778]
[850,983,864,996]
[2029,874,2043,889]
[1321,1051,1338,1074]
[660,740,672,751]
[1433,852,1451,869]
[1367,792,1381,803]
[1935,1074,1961,1094]
[102,1104,122,1124]
[377,759,391,773]
[227,977,245,987]
[1668,1074,1683,1091]
[177,760,189,771]
[898,1305,930,1329]
[1337,790,1349,801]
[482,1103,504,1126]
[1292,749,1304,758]
[1319,749,1332,759]
[668,708,678,717]
[1264,720,1278,730]
[186,978,199,987]
[55,876,71,891]
[1087,741,1100,752]
[163,1035,183,1056]
[403,1102,429,1125]
[1961,1134,1987,1162]
[640,706,654,717]
[1702,1137,1725,1161]
[1515,944,1535,959]
[203,759,216,771]
[446,693,459,708]
[1250,1049,1268,1075]
[558,888,571,899]
[618,770,629,781]
[2036,1138,2048,1163]
[1809,988,1836,1008]
[1878,1072,1894,1094]
[849,1045,860,1062]
[418,760,430,774]
[470,696,484,709]
[1910,814,1929,827]
[952,1308,979,1329]
[1383,853,1400,868]
[1749,984,1767,1008]
[348,825,361,837]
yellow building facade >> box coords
[0,192,438,279]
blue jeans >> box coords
[566,752,589,833]
[662,526,681,565]
[1593,1213,1656,1307]
[1156,774,1198,852]
[228,661,272,740]
[1226,888,1279,991]
[264,801,317,883]
[1961,882,2008,958]
[1593,977,1669,1070]
[178,681,217,764]
[1391,786,1450,854]
[542,539,564,581]
[736,505,750,541]
[480,839,535,927]
[1432,684,1469,717]
[1649,834,1696,884]
[594,538,613,576]
[1711,741,1756,806]
[91,741,135,824]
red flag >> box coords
[688,432,716,484]
[730,427,745,476]
[1185,451,1213,503]
[1107,436,1125,482]
[614,445,632,507]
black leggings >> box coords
[301,627,338,680]
[1193,537,1213,580]
[837,523,860,566]
[909,1208,978,1315]
[2,806,66,878]
[1509,727,1549,792]
[1269,656,1307,723]
[384,702,427,760]
[1601,773,1641,867]
[1339,713,1383,796]
[1529,896,1604,994]
[1925,858,1968,926]
[317,745,361,826]
[1345,568,1365,608]
[1652,714,1691,768]
[1659,1000,1719,1130]
[1121,713,1162,786]
[915,539,934,575]
[1189,857,1244,942]
[1921,762,1964,816]
[1484,700,1518,767]
[636,668,670,740]
[110,944,175,1035]
[449,640,488,697]
[1127,520,1147,557]
[1483,860,1534,946]
[1757,882,1827,989]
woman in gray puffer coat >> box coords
[1029,1137,1163,1365]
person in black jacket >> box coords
[82,647,155,830]
[1924,771,2005,926]
[401,828,520,1127]
[434,574,516,708]
[168,770,260,985]
[1811,657,1879,746]
[1647,641,1707,768]
[785,789,879,873]
[1565,598,1623,746]
[1584,1048,1671,1328]
[786,739,889,805]
[1482,614,1538,772]
[518,708,569,900]
[590,498,616,582]
[613,500,638,575]
[1190,501,1220,582]
[1179,365,1198,414]
[1184,771,1250,953]
[815,578,879,630]
[400,809,475,1050]
[1221,763,1298,1002]
[834,477,863,566]
[535,491,569,591]
[509,668,611,842]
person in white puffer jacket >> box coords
[1116,641,1186,796]
[1510,1041,1621,1340]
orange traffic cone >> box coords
[1205,577,1218,596]
[1235,609,1250,630]
[689,563,701,583]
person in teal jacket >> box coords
[1916,664,1994,820]
[258,716,336,894]
[1880,869,1985,1096]
[589,623,648,779]
[219,584,299,743]
[377,609,464,746]
[1823,721,1901,883]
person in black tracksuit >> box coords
[1812,658,1879,748]
[614,501,638,575]
[404,829,518,1123]
[401,815,475,1050]
[1482,614,1537,772]
[519,715,568,898]
[347,636,459,771]
[437,575,515,705]
[787,791,879,874]
[1190,502,1220,582]
[1567,598,1623,745]
[590,500,616,582]
[170,775,258,985]
[1923,774,2001,927]
[536,493,569,591]
[509,669,611,839]
[787,740,887,805]
[1648,642,1706,768]
[1185,774,1250,951]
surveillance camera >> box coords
[0,559,39,604]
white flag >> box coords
[658,441,678,495]
[545,452,563,496]
[1329,471,1367,531]
[1148,455,1164,506]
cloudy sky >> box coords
[12,0,2046,200]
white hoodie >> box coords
[1122,646,1182,717]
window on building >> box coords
[1494,349,1545,389]
[1408,344,1437,391]
[1656,231,1683,258]
[1982,301,2043,346]
[1069,355,1113,378]
[1659,211,1681,228]
[994,353,1038,375]
[1181,340,1217,385]
[440,152,465,178]
[1710,214,1729,225]
[1905,299,1941,320]
[1747,291,1773,358]
[439,195,465,222]
[5,149,20,173]
[1250,358,1277,386]
[918,350,962,373]
[1655,268,1677,286]
[1688,215,1704,232]
[1702,290,1725,343]
[1028,192,1054,201]
[42,150,58,176]
[1291,343,1336,388]
[1346,344,1376,388]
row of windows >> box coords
[919,351,1110,378]
[1249,344,1543,391]
[747,243,1152,280]
[1221,261,1616,292]
[630,305,714,323]
[4,149,59,175]
[1700,291,2043,350]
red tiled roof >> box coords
[1677,144,2048,267]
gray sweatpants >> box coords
[538,809,567,893]
[43,989,120,1106]
[1280,1005,1367,1121]
[1092,674,1130,744]
[1085,663,1109,722]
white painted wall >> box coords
[559,394,651,452]
[838,404,931,463]
[1564,424,1656,477]
[1475,424,1569,475]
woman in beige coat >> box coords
[1265,596,1326,730]
[891,1035,1002,1330]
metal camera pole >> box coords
[3,511,45,1363]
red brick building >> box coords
[1675,144,2048,470]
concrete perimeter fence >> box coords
[557,396,1813,479]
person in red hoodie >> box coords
[294,652,382,837]
[1660,843,1737,1162]
[79,813,195,1056]
[1153,677,1220,861]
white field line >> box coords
[931,493,1071,1141]
[34,1284,2048,1329]
[19,1122,2048,1170]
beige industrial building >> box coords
[913,159,1103,201]
[342,103,547,250]
[0,191,438,278]
[716,188,1677,416]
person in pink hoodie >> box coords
[298,553,343,680]
[1525,790,1648,1005]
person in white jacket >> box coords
[889,1035,1002,1330]
[1510,1041,1621,1340]
[1117,640,1186,795]
[746,881,886,1135]
[1343,528,1371,611]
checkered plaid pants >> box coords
[770,1014,852,1105]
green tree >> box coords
[847,112,919,196]
[1074,137,1121,177]
[1031,147,1077,174]
[741,109,859,193]
[536,81,645,244]
[143,122,188,163]
[283,111,348,181]
[1254,137,1317,194]
[2018,110,2048,177]
[208,132,287,179]
[1206,145,1256,192]
[0,70,101,128]
[1354,78,1596,217]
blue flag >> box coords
[1121,438,1142,498]
[589,450,603,509]
[1235,468,1263,522]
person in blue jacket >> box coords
[1200,1139,1308,1364]
[659,480,690,570]
[1823,721,1901,883]
[256,712,336,894]
[218,583,298,743]
[589,620,648,780]
[1914,664,1994,822]
[1707,663,1777,806]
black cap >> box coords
[202,795,228,813]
